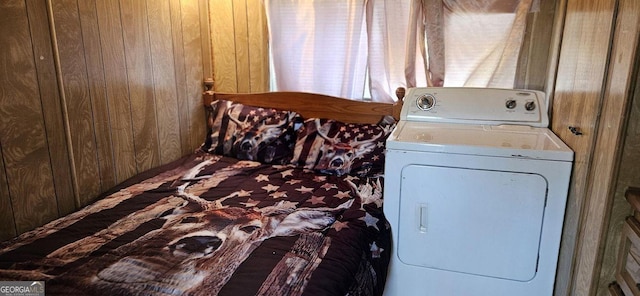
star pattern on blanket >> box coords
[295,186,314,194]
[332,221,349,231]
[262,184,279,192]
[255,174,269,182]
[186,158,387,251]
[360,212,380,231]
[241,198,260,207]
[270,191,288,199]
[334,191,351,199]
[308,195,325,205]
[370,241,384,258]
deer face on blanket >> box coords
[91,184,353,296]
[313,119,384,176]
[226,106,294,162]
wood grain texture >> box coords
[77,0,117,192]
[169,0,191,156]
[600,67,640,295]
[0,1,59,234]
[0,0,211,241]
[95,0,137,183]
[574,0,640,294]
[181,0,207,151]
[516,0,558,91]
[608,282,625,296]
[25,0,76,214]
[147,0,182,165]
[210,0,269,93]
[246,0,269,92]
[210,0,237,93]
[0,144,17,241]
[199,0,213,84]
[205,91,402,124]
[120,0,161,172]
[233,0,250,93]
[551,0,617,294]
[51,0,102,205]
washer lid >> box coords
[386,121,573,161]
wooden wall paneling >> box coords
[592,0,640,295]
[26,0,76,213]
[169,0,194,156]
[120,0,161,173]
[233,0,250,93]
[210,0,238,92]
[181,0,207,150]
[147,0,182,165]
[199,0,213,83]
[600,69,640,296]
[77,0,117,192]
[0,1,59,234]
[95,0,137,183]
[551,0,617,295]
[0,145,16,241]
[246,0,269,92]
[50,0,102,206]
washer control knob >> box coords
[505,99,517,109]
[525,101,536,111]
[416,94,436,111]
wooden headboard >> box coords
[202,79,404,124]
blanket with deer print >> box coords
[0,152,390,296]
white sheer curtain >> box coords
[265,1,368,99]
[408,0,535,88]
[265,0,415,103]
[265,0,533,101]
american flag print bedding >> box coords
[0,153,390,296]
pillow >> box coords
[201,100,301,164]
[290,116,396,176]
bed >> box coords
[0,79,403,296]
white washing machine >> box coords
[383,87,573,296]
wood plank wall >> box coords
[0,0,211,241]
[209,0,269,93]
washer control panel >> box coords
[401,87,548,127]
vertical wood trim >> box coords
[120,0,160,172]
[544,0,566,111]
[200,0,213,80]
[169,0,191,156]
[551,0,617,295]
[50,0,102,205]
[516,0,558,91]
[95,0,137,183]
[25,0,76,214]
[210,0,238,92]
[246,0,269,92]
[77,0,117,192]
[0,145,16,241]
[0,1,58,234]
[147,0,182,164]
[181,0,206,150]
[575,0,640,294]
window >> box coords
[265,0,535,102]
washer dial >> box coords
[416,94,436,111]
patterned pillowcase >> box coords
[290,117,396,176]
[201,100,302,164]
